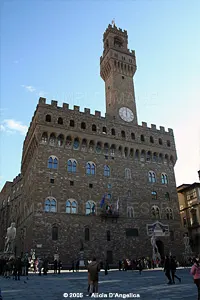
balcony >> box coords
[100,209,119,223]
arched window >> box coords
[161,173,168,184]
[110,144,116,156]
[48,156,58,169]
[73,138,80,150]
[141,135,145,142]
[66,136,72,147]
[102,126,107,134]
[131,132,135,140]
[67,159,77,173]
[57,134,64,146]
[159,153,163,164]
[127,207,134,218]
[124,147,128,157]
[153,152,158,162]
[125,168,131,179]
[86,162,96,175]
[96,142,102,153]
[151,205,160,219]
[104,143,109,154]
[141,150,146,160]
[166,208,173,220]
[150,136,154,143]
[85,201,96,215]
[92,124,97,132]
[165,192,170,201]
[159,138,163,145]
[44,198,57,212]
[170,155,174,165]
[129,148,134,157]
[82,139,87,149]
[46,114,51,122]
[135,149,139,160]
[81,122,86,129]
[111,128,115,136]
[146,151,152,162]
[104,165,110,177]
[41,132,48,144]
[148,171,156,183]
[107,230,111,241]
[49,133,56,146]
[70,120,75,127]
[121,131,126,138]
[66,200,77,214]
[85,227,90,241]
[151,191,157,200]
[167,140,171,147]
[58,117,63,125]
[52,226,58,240]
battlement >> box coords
[141,122,174,135]
[103,24,128,41]
[13,173,22,184]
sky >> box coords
[0,0,200,190]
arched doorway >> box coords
[156,240,164,258]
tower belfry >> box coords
[100,24,138,124]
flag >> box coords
[100,195,106,208]
[116,198,119,211]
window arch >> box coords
[102,126,107,134]
[166,207,173,220]
[48,156,58,169]
[58,117,63,125]
[44,197,57,212]
[153,152,158,162]
[131,132,135,140]
[41,132,48,144]
[66,199,77,214]
[57,134,64,146]
[135,149,139,160]
[73,137,80,150]
[121,131,126,138]
[141,135,145,142]
[82,138,87,149]
[165,192,170,201]
[92,124,97,132]
[161,173,168,184]
[85,201,96,215]
[124,147,128,157]
[141,150,146,160]
[167,140,171,147]
[45,114,51,122]
[49,133,56,145]
[129,148,134,157]
[81,122,86,129]
[110,144,116,156]
[70,120,75,127]
[107,230,111,241]
[96,141,102,153]
[146,151,152,162]
[85,227,90,241]
[151,205,160,219]
[104,165,110,177]
[66,136,72,147]
[159,153,163,164]
[86,162,96,175]
[150,136,154,143]
[151,191,157,200]
[159,138,163,145]
[127,206,134,218]
[125,168,131,179]
[52,226,58,240]
[67,159,77,173]
[148,171,156,183]
[111,128,115,136]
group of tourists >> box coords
[0,255,29,280]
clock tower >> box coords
[100,24,138,124]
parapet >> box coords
[13,173,22,184]
[103,24,128,41]
[140,122,174,135]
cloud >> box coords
[21,85,36,92]
[1,119,28,135]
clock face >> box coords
[119,107,134,122]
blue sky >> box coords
[0,0,200,189]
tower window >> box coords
[111,128,115,136]
[131,132,135,140]
[122,76,124,79]
[45,114,51,122]
[70,120,75,127]
[81,122,86,129]
[92,124,97,132]
[159,138,163,145]
[89,183,93,188]
[167,140,171,147]
[121,131,126,138]
[70,181,74,186]
[150,136,154,143]
[102,127,107,134]
[141,135,145,142]
[58,117,63,125]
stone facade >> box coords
[0,24,184,263]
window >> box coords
[85,201,96,215]
[102,126,107,134]
[89,183,93,188]
[52,226,58,240]
[57,134,64,147]
[92,124,97,132]
[159,138,163,145]
[158,153,163,164]
[130,148,134,157]
[125,168,131,179]
[107,230,111,241]
[66,136,72,147]
[124,147,128,157]
[141,135,145,142]
[110,145,115,156]
[85,228,90,241]
[58,117,63,125]
[148,171,156,183]
[107,193,111,201]
[161,173,168,184]
[146,151,151,162]
[104,165,110,177]
[125,228,138,237]
[165,192,170,201]
[49,133,56,146]
[44,198,57,212]
[41,132,48,144]
[111,128,115,135]
[150,136,154,143]
[70,120,75,127]
[167,140,171,147]
[108,183,112,189]
[166,208,173,220]
[70,181,74,186]
[73,138,80,150]
[50,178,54,184]
[141,150,146,160]
[151,191,157,200]
[121,131,126,138]
[86,162,96,175]
[81,122,86,129]
[135,150,139,160]
[131,133,135,140]
[66,200,77,214]
[46,114,51,122]
[151,205,160,219]
[153,152,158,162]
[48,156,58,169]
[127,207,134,218]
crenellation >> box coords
[39,97,46,104]
[160,126,165,133]
[151,124,157,130]
[142,122,147,127]
[168,128,174,135]
[63,103,69,110]
[84,108,90,114]
[95,110,101,117]
[74,105,80,112]
[51,100,58,107]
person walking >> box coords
[191,258,200,300]
[170,256,181,284]
[54,259,58,274]
[88,257,100,295]
[164,255,172,284]
[58,260,62,274]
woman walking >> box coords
[191,258,200,300]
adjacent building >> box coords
[0,24,184,263]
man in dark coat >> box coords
[88,257,100,295]
[164,255,172,284]
[170,256,181,283]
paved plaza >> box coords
[0,268,196,300]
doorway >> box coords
[106,250,113,264]
[156,240,164,258]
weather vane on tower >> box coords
[111,18,115,26]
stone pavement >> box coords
[0,268,196,300]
